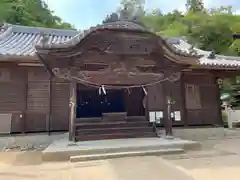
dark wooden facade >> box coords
[0,21,238,141]
[0,64,222,134]
[0,65,70,133]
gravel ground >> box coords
[0,132,67,152]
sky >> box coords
[43,0,240,30]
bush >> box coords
[222,111,228,123]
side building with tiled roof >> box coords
[0,22,238,140]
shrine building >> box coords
[0,21,239,141]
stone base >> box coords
[70,148,184,162]
[42,137,200,162]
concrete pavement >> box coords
[0,157,195,180]
[0,137,239,180]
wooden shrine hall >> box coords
[0,20,240,141]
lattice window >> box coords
[185,84,201,109]
[0,68,10,82]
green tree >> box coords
[185,0,205,13]
[0,0,75,29]
[118,0,145,19]
[103,0,146,24]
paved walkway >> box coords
[0,157,195,180]
[0,137,239,180]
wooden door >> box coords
[50,79,70,131]
[26,67,50,132]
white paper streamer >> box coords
[101,85,106,95]
[142,86,147,95]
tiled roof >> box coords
[169,37,240,68]
[35,21,152,49]
[0,23,240,68]
[0,24,78,56]
[35,21,198,59]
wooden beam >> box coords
[178,73,187,127]
[18,63,43,67]
[0,54,39,62]
[69,81,77,141]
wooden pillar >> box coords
[163,81,173,136]
[180,73,187,127]
[47,77,52,135]
[166,96,173,136]
[163,70,180,137]
[23,67,28,134]
[215,77,223,126]
[69,81,77,141]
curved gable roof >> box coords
[0,23,240,68]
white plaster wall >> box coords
[231,110,240,122]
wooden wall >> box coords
[183,71,222,126]
[0,64,222,134]
[147,78,185,126]
[50,78,70,131]
[147,71,222,127]
[0,65,70,133]
[26,67,50,132]
[0,66,26,132]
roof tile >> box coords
[0,24,78,56]
[0,23,239,69]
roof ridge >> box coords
[6,24,79,37]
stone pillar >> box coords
[225,105,233,129]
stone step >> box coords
[75,132,156,141]
[76,126,154,136]
[70,148,185,162]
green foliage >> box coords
[222,111,227,123]
[0,0,75,29]
[141,9,239,55]
[114,0,240,106]
[186,0,205,13]
[118,0,145,17]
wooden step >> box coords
[75,132,156,141]
[102,112,127,121]
[76,117,102,123]
[75,121,151,130]
[76,126,154,136]
[76,116,146,123]
[126,116,146,121]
